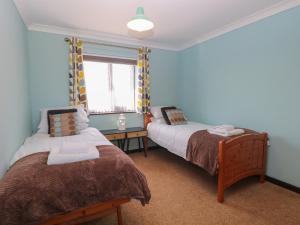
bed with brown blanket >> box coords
[146,114,267,203]
[0,145,151,225]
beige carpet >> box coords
[84,149,300,225]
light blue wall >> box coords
[0,1,31,176]
[27,31,178,131]
[25,6,300,187]
[178,6,300,187]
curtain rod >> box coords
[64,37,144,51]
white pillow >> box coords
[150,106,165,119]
[150,117,166,124]
[37,105,89,133]
[77,122,89,130]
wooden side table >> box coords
[126,128,148,157]
[100,127,148,157]
[100,129,126,150]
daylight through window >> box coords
[83,55,137,114]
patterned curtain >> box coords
[137,47,151,113]
[68,37,88,110]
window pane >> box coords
[112,64,135,112]
[84,61,111,113]
[83,58,136,114]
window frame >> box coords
[83,55,137,115]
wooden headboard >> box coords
[143,112,153,129]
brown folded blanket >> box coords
[186,129,256,175]
[0,145,151,225]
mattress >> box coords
[10,127,112,165]
[147,121,212,158]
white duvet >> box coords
[147,121,213,159]
[10,127,112,166]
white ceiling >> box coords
[13,0,300,50]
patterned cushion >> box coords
[48,109,79,137]
[161,106,176,125]
[47,109,78,134]
[164,109,187,125]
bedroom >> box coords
[0,0,300,224]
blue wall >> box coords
[27,31,178,131]
[0,1,32,176]
[178,6,300,187]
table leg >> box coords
[126,138,130,153]
[138,137,141,150]
[142,136,148,157]
[121,139,126,151]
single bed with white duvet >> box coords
[10,127,112,166]
[147,121,213,159]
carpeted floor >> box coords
[84,149,300,225]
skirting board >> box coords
[266,176,300,194]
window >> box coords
[83,55,137,114]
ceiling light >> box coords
[127,7,154,32]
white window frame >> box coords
[83,55,137,115]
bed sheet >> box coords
[147,121,212,159]
[10,127,112,165]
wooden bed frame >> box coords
[217,133,267,202]
[41,198,130,225]
[144,113,268,203]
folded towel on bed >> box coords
[207,128,245,137]
[60,142,89,154]
[211,124,235,132]
[47,146,99,165]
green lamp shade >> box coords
[127,7,154,32]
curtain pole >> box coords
[64,37,151,52]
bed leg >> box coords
[260,133,268,184]
[116,206,123,225]
[217,171,225,203]
[218,140,225,203]
[217,184,224,203]
[259,174,265,183]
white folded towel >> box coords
[213,125,235,132]
[208,128,245,137]
[47,146,99,165]
[60,142,89,154]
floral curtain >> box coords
[68,37,88,110]
[137,47,151,113]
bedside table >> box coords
[100,129,126,150]
[100,127,148,157]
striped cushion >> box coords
[161,106,176,125]
[47,109,78,134]
[165,109,187,125]
[49,112,79,137]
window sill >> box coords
[89,111,138,116]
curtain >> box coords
[137,47,151,113]
[68,37,88,110]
